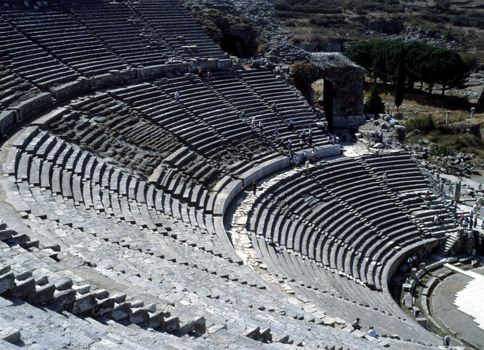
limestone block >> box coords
[50,289,76,311]
[12,277,36,297]
[129,307,149,324]
[0,230,13,241]
[71,293,95,314]
[111,302,130,321]
[161,316,180,333]
[94,297,115,317]
[29,283,55,305]
[54,278,73,291]
[148,310,165,329]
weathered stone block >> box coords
[29,283,55,305]
[0,271,15,295]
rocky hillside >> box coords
[270,0,484,59]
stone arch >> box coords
[291,53,365,129]
[310,53,365,128]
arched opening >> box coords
[323,79,334,129]
[219,33,255,58]
[311,78,334,129]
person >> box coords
[433,214,439,225]
[258,121,263,131]
[287,138,292,151]
[206,70,211,81]
[382,171,388,183]
[443,335,450,347]
[305,160,310,173]
[310,149,316,163]
[367,326,379,338]
[174,90,180,102]
[251,116,256,127]
[271,103,278,113]
[252,181,256,195]
[424,191,430,203]
[287,119,294,131]
[351,318,361,331]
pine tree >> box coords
[476,88,484,113]
[394,45,406,112]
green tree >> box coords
[394,45,406,111]
[346,39,470,95]
[365,84,385,115]
[477,88,484,113]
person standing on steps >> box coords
[252,181,257,195]
[351,318,361,331]
[174,90,180,103]
[367,326,379,338]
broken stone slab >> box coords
[0,327,21,344]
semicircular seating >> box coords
[247,156,439,291]
[0,0,452,348]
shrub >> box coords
[404,114,436,134]
[430,143,454,156]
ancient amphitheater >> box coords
[0,0,469,349]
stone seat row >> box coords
[252,175,381,283]
[237,68,327,141]
[248,158,430,291]
[157,74,275,153]
[0,18,80,88]
[1,125,388,350]
[131,0,226,59]
[0,58,40,112]
[7,126,243,264]
[0,223,203,335]
[311,159,424,245]
[2,8,127,77]
[361,152,458,236]
[67,1,173,65]
[361,152,429,193]
[9,190,358,349]
[110,82,243,164]
[248,173,385,289]
[251,236,437,345]
[18,207,386,350]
